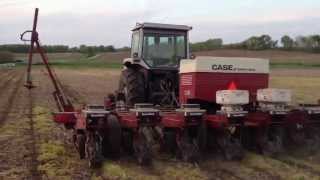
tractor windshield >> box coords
[142,34,186,68]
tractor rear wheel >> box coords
[119,68,145,106]
[102,114,122,158]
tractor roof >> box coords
[132,22,192,31]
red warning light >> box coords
[228,81,237,90]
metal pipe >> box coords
[25,8,39,87]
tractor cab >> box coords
[119,23,192,107]
[124,22,192,70]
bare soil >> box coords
[0,69,41,179]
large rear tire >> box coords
[118,68,145,106]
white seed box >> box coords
[257,88,291,103]
[216,90,249,105]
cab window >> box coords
[142,34,186,68]
[131,31,140,57]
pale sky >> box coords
[1,0,320,47]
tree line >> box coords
[0,44,129,54]
[190,38,223,51]
[1,34,320,55]
[190,34,320,52]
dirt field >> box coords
[0,69,41,179]
[1,66,320,179]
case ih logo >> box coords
[212,64,234,71]
[211,64,256,72]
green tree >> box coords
[86,47,96,57]
[310,35,320,51]
[79,44,87,54]
[295,35,318,51]
[117,46,131,51]
[281,35,294,50]
[190,38,223,51]
[245,36,261,50]
[245,35,276,50]
[104,45,116,52]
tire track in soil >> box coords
[0,71,22,117]
[199,155,282,180]
[212,168,245,180]
[0,70,14,84]
[0,70,41,179]
[25,89,42,179]
[0,69,13,77]
[0,70,19,96]
[202,167,244,180]
[273,156,320,177]
[199,159,245,180]
[0,70,24,125]
[240,153,319,179]
[0,70,26,175]
[218,163,280,180]
[243,165,281,180]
